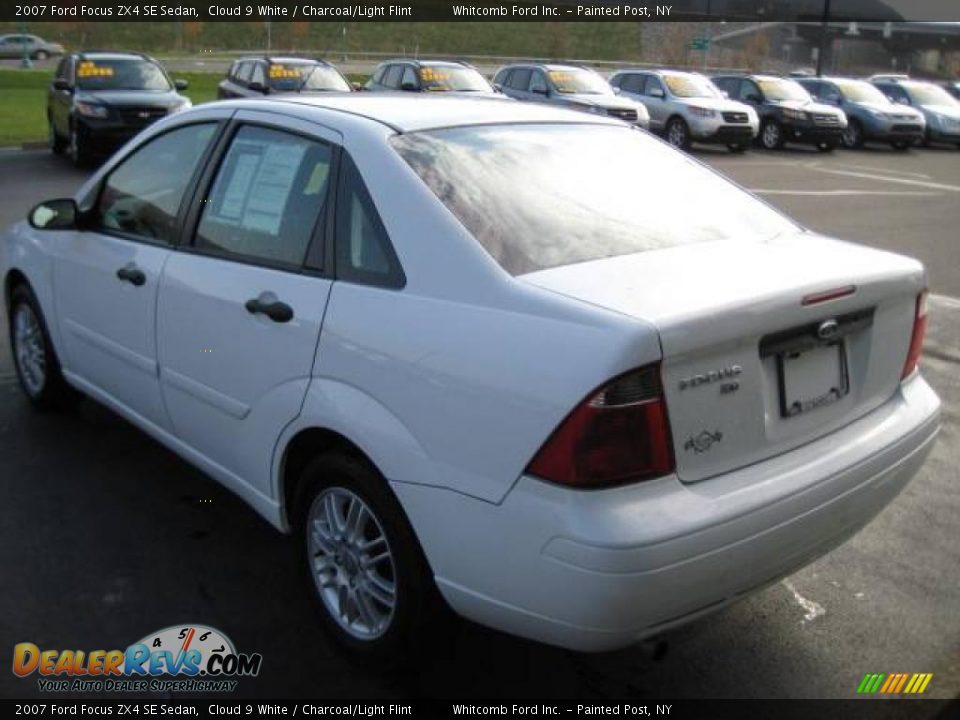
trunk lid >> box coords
[522,233,924,483]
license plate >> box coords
[779,342,849,418]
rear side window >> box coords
[371,65,385,84]
[195,125,332,268]
[507,68,531,91]
[392,124,796,276]
[96,123,218,246]
[335,154,404,288]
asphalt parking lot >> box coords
[0,143,957,705]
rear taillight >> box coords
[526,364,675,489]
[901,290,928,380]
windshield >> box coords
[269,62,350,92]
[756,78,811,102]
[76,58,171,91]
[663,74,721,99]
[836,80,889,104]
[391,124,796,276]
[419,65,492,92]
[904,82,958,106]
[547,69,612,95]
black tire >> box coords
[816,141,836,153]
[48,115,66,155]
[726,143,748,153]
[8,284,77,411]
[890,140,911,151]
[67,120,92,167]
[665,117,691,151]
[841,119,864,149]
[759,119,785,150]
[296,453,447,660]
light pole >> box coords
[19,21,33,69]
[816,0,832,76]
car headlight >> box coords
[169,99,192,114]
[781,107,807,121]
[75,102,109,119]
[688,106,716,119]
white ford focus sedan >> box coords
[2,96,940,654]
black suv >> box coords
[217,56,353,99]
[365,59,502,97]
[48,51,190,166]
[712,74,846,151]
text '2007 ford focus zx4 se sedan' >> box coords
[2,96,940,654]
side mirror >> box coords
[174,79,189,91]
[400,82,418,92]
[53,77,71,92]
[531,85,548,96]
[613,86,622,95]
[351,81,363,91]
[721,90,730,99]
[493,83,503,92]
[29,198,78,230]
[248,81,267,94]
[649,87,665,99]
[746,94,762,104]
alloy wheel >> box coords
[762,122,782,149]
[306,487,397,641]
[13,303,46,397]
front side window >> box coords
[507,68,531,91]
[251,63,266,87]
[196,125,331,268]
[76,58,172,92]
[96,123,217,245]
[392,124,796,276]
[401,66,419,89]
[383,65,403,89]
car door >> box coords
[52,120,223,430]
[643,75,669,130]
[156,111,336,494]
[529,69,550,102]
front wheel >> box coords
[841,120,864,149]
[298,454,446,659]
[49,116,66,155]
[33,50,49,61]
[726,143,748,153]
[67,121,92,167]
[760,120,785,150]
[816,141,836,153]
[890,140,911,151]
[9,284,76,410]
[666,117,691,151]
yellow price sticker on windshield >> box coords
[420,68,451,82]
[665,76,697,95]
[268,65,301,79]
[77,61,114,78]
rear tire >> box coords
[8,284,77,411]
[760,119,785,150]
[841,119,864,149]
[890,140,911,151]
[726,143,748,153]
[296,453,448,661]
[816,141,835,153]
[665,117,691,151]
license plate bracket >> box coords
[778,341,849,418]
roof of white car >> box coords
[265,93,624,132]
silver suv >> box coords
[493,63,650,129]
[611,69,759,152]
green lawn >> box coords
[0,69,222,146]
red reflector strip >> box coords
[802,285,856,306]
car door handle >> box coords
[116,264,146,287]
[245,293,294,323]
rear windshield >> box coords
[391,124,796,276]
[76,58,171,91]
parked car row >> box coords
[42,49,960,166]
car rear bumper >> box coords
[392,374,940,651]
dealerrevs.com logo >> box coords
[13,625,262,693]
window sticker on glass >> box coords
[77,61,114,78]
[268,64,300,80]
[217,150,260,222]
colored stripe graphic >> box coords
[857,672,933,694]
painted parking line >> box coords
[751,189,939,196]
[805,164,960,193]
[824,162,933,180]
[930,293,960,311]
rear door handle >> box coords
[245,293,294,323]
[116,263,146,287]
